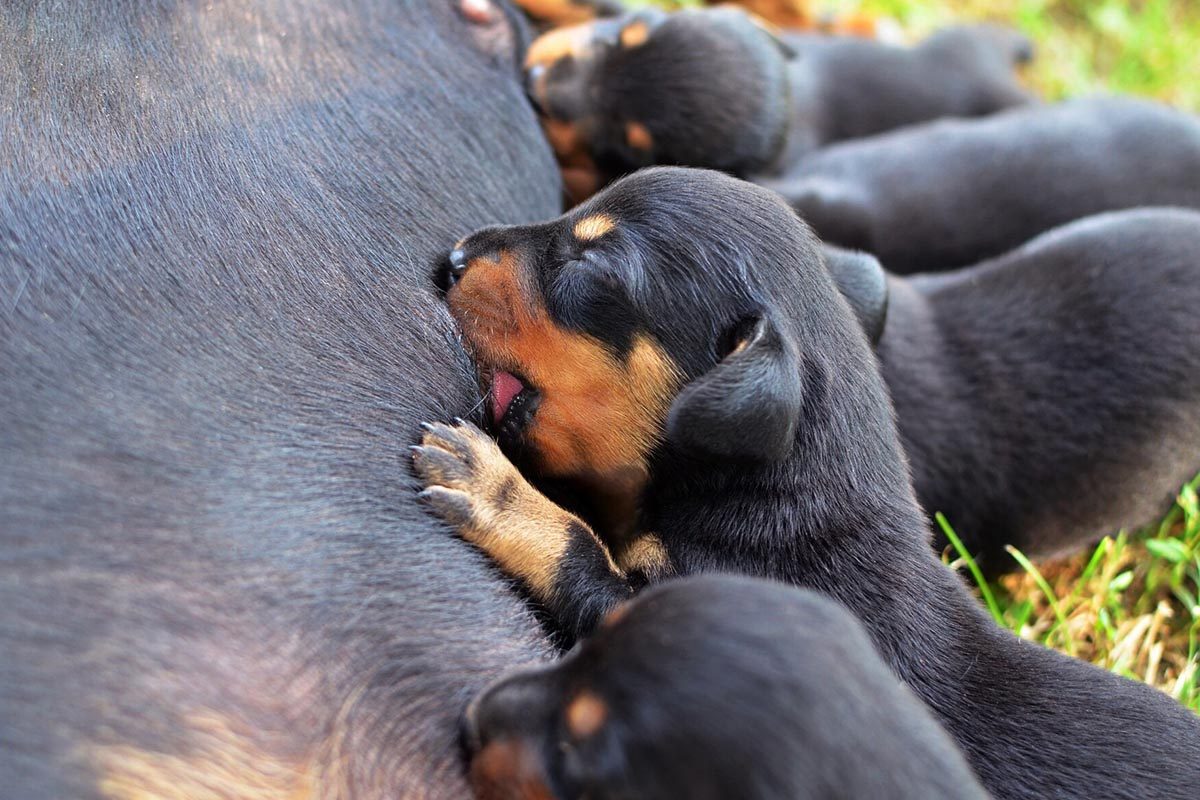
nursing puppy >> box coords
[768,96,1200,272]
[524,7,1033,199]
[826,210,1200,565]
[414,168,1200,800]
[466,574,988,800]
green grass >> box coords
[943,474,1200,712]
[827,0,1200,110]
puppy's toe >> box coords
[413,419,519,535]
[411,442,472,488]
[418,486,477,531]
[419,421,477,464]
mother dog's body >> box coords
[0,2,559,797]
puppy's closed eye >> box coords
[547,252,639,344]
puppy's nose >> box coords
[460,693,486,756]
[446,248,468,285]
[524,64,547,115]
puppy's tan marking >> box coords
[565,690,608,739]
[525,21,597,70]
[446,250,682,494]
[620,20,651,49]
[539,117,604,203]
[600,600,632,630]
[573,214,615,242]
[615,533,670,577]
[543,118,587,160]
[561,166,602,204]
[624,121,653,152]
[470,738,556,800]
[416,422,620,601]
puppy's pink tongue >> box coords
[491,370,525,424]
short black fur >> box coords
[468,574,990,800]
[0,2,561,796]
[826,211,1200,565]
[766,96,1200,272]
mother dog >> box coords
[0,2,564,797]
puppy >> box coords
[466,574,988,799]
[512,0,623,27]
[767,95,1200,273]
[513,0,873,32]
[824,210,1200,565]
[524,7,1033,199]
[414,167,1200,800]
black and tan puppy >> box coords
[466,574,988,799]
[768,96,1200,272]
[513,0,876,33]
[524,7,1033,198]
[414,168,1200,800]
[824,209,1200,565]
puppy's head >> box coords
[461,576,851,799]
[463,588,733,800]
[440,167,874,498]
[921,23,1036,109]
[524,8,794,197]
[464,575,988,800]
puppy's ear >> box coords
[822,245,888,345]
[666,314,802,462]
[747,13,799,60]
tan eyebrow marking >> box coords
[620,20,650,49]
[565,690,608,739]
[625,121,653,151]
[573,214,616,242]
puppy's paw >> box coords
[413,420,588,598]
[413,420,518,538]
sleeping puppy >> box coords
[826,211,1200,565]
[466,574,988,800]
[413,167,1200,800]
[524,7,1033,200]
[768,96,1200,273]
[512,0,875,33]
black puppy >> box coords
[524,7,1033,198]
[767,96,1200,273]
[414,168,1200,800]
[467,574,988,799]
[825,210,1200,565]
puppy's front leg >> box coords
[413,420,631,642]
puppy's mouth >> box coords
[488,368,540,444]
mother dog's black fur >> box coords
[467,575,989,799]
[825,209,1200,565]
[424,168,1200,800]
[766,96,1200,272]
[0,2,562,797]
